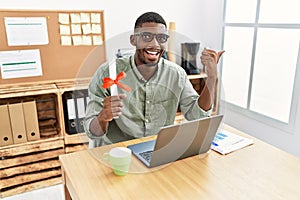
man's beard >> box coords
[137,49,162,67]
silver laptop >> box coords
[127,114,223,168]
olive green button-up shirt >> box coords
[84,55,211,147]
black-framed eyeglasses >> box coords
[135,32,169,43]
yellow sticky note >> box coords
[60,25,71,35]
[91,13,101,23]
[72,36,83,46]
[71,24,82,34]
[80,13,90,23]
[93,35,103,45]
[82,24,92,35]
[61,36,72,46]
[70,13,81,23]
[58,13,70,24]
[82,35,92,45]
[91,24,101,34]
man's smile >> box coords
[144,48,161,60]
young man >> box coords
[84,12,220,147]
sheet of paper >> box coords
[70,13,81,23]
[211,130,254,155]
[61,36,72,46]
[71,24,82,34]
[80,13,90,23]
[93,35,103,45]
[4,17,49,46]
[91,24,101,34]
[58,13,70,24]
[91,13,101,23]
[0,49,43,79]
[82,36,92,45]
[60,25,71,35]
[82,24,92,35]
[72,36,83,46]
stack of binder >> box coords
[62,89,89,134]
[0,101,40,146]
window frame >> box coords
[220,0,300,134]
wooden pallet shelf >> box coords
[0,137,64,198]
[0,177,62,198]
[64,133,89,154]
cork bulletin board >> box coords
[0,9,107,85]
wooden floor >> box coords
[1,184,64,200]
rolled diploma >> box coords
[109,61,119,118]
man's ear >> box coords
[130,35,136,46]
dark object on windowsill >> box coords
[181,42,200,75]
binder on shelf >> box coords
[8,103,28,144]
[63,92,78,134]
[75,90,86,133]
[62,89,89,134]
[84,89,90,132]
[0,104,14,147]
[77,100,85,133]
[22,101,40,141]
[85,89,90,106]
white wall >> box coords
[0,0,224,69]
[0,0,223,48]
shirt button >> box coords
[145,119,149,123]
[146,100,150,104]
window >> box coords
[221,0,300,130]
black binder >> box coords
[62,89,88,134]
[73,90,86,133]
[63,92,77,134]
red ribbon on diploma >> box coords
[101,71,132,92]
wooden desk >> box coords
[59,125,300,200]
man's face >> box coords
[132,23,169,67]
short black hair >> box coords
[134,12,167,29]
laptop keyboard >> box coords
[139,150,153,163]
